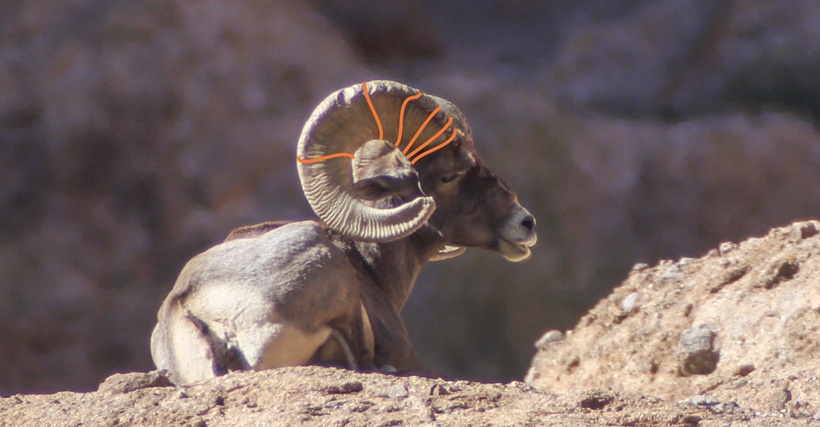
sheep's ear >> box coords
[352,140,422,201]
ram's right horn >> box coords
[297,81,453,242]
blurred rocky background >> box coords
[1,0,819,394]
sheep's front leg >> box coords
[309,302,376,370]
[360,289,425,373]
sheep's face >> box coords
[417,135,537,262]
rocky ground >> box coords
[3,220,819,426]
[1,367,816,426]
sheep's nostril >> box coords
[521,215,535,232]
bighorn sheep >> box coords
[150,80,537,384]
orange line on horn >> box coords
[297,153,355,163]
[395,92,423,147]
[362,82,383,140]
[411,128,458,164]
[406,117,453,159]
[403,106,441,154]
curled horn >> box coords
[297,81,453,242]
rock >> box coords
[323,381,364,394]
[578,389,615,410]
[383,384,409,399]
[632,263,650,272]
[766,388,792,412]
[98,370,172,394]
[719,242,739,255]
[681,394,720,407]
[678,324,720,376]
[620,292,640,313]
[680,395,740,415]
[792,221,820,241]
[734,364,755,377]
[677,258,698,267]
[759,256,800,290]
[671,414,703,426]
[534,330,564,350]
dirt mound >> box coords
[1,367,813,426]
[527,220,820,419]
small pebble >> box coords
[384,384,409,399]
[579,389,615,410]
[325,381,363,394]
[682,395,720,406]
[97,370,172,394]
[719,242,737,255]
[681,395,738,414]
[661,265,684,282]
[735,364,755,377]
[761,258,799,290]
[792,221,819,240]
[631,263,649,272]
[677,257,697,267]
[766,388,791,411]
[620,293,639,313]
[535,330,563,349]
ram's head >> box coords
[297,80,536,261]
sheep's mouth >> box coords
[497,238,535,262]
[430,245,467,261]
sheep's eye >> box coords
[440,174,460,184]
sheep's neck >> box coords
[352,226,443,312]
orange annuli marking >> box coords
[297,86,456,165]
[411,128,458,164]
[406,117,453,159]
[395,92,423,146]
[297,153,355,163]
[403,106,441,154]
[362,82,383,140]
